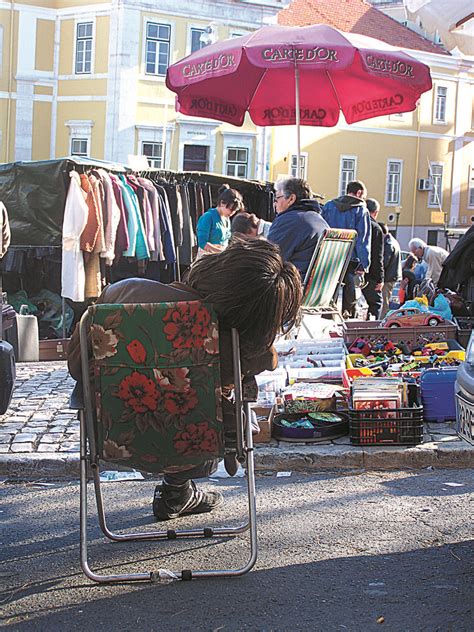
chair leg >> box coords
[190,401,258,579]
[80,410,153,583]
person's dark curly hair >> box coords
[185,236,302,354]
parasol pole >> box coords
[294,62,301,177]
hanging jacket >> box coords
[97,169,121,265]
[119,175,149,261]
[79,173,101,253]
[322,195,371,271]
[61,172,88,302]
[0,202,11,258]
[267,198,328,279]
[109,174,130,259]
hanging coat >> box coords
[61,172,89,302]
[0,202,11,258]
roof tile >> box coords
[278,0,449,55]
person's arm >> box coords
[354,209,371,271]
[267,215,297,262]
[196,212,213,249]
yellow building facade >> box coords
[0,0,283,178]
[1,0,473,250]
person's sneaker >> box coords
[153,480,224,521]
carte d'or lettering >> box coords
[182,54,236,78]
[261,46,338,62]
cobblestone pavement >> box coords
[0,362,77,458]
[0,361,473,479]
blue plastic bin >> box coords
[420,367,458,422]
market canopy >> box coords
[405,0,474,55]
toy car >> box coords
[380,307,444,328]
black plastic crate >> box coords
[349,385,423,446]
[454,317,474,348]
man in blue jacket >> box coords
[322,180,371,318]
[267,177,329,281]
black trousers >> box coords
[342,270,357,318]
[362,279,383,319]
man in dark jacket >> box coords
[267,177,329,280]
[379,222,402,318]
[361,198,384,319]
[322,181,371,317]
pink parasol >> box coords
[166,24,432,162]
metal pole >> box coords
[294,63,301,176]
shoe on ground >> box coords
[153,480,224,521]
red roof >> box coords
[278,0,449,55]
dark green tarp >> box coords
[0,158,127,247]
[0,160,69,246]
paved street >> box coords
[1,362,474,479]
[1,470,473,631]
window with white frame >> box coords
[434,85,447,123]
[468,166,474,209]
[339,156,357,196]
[142,141,164,168]
[75,22,93,74]
[71,138,89,157]
[226,147,248,178]
[290,154,307,179]
[190,27,206,53]
[428,163,443,207]
[385,160,403,205]
[145,22,171,76]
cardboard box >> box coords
[38,338,70,361]
[251,405,275,444]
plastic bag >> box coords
[430,293,453,321]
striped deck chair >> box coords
[299,228,357,334]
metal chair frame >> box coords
[76,305,258,583]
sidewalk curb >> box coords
[1,443,473,480]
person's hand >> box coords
[355,269,365,276]
[375,282,383,291]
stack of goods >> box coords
[345,338,464,386]
[272,382,349,442]
[275,338,345,382]
[349,377,423,446]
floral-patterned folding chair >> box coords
[76,300,257,583]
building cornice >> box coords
[409,48,474,74]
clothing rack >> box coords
[0,159,277,341]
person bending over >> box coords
[195,184,244,259]
[267,177,328,281]
[408,238,448,286]
[68,237,302,521]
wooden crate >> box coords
[38,338,70,361]
[251,405,276,444]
